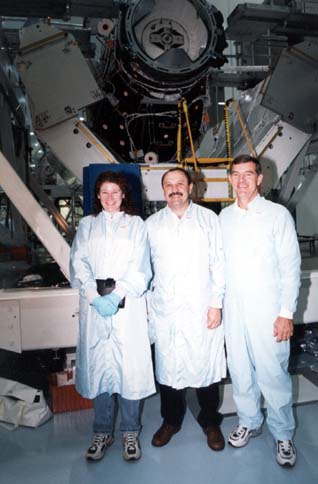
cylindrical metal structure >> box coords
[92,0,227,161]
[117,0,227,97]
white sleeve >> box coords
[69,218,99,303]
[274,209,301,314]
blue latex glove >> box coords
[91,296,107,317]
[105,292,122,308]
[92,293,121,318]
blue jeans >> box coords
[93,392,141,435]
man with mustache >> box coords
[146,167,226,451]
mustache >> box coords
[169,192,183,197]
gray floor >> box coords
[1,391,318,484]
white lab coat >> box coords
[70,211,155,400]
[146,202,226,390]
[220,195,301,439]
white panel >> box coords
[16,22,104,129]
[141,166,168,201]
[0,299,21,352]
[39,118,118,181]
[256,121,311,194]
[0,288,79,351]
[199,168,230,199]
[20,290,79,350]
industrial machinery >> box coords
[90,0,227,163]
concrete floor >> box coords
[1,391,317,484]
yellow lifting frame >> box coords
[176,97,234,201]
[175,96,259,202]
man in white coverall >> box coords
[146,167,226,451]
[220,154,301,467]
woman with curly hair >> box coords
[70,170,155,462]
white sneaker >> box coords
[228,425,262,448]
[86,433,114,461]
[122,432,141,461]
[276,439,296,467]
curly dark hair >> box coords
[92,171,138,216]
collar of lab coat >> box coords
[102,210,125,221]
[166,200,194,220]
[234,194,265,214]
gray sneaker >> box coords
[86,433,114,461]
[228,425,262,448]
[276,439,296,467]
[122,432,141,461]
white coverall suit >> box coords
[70,211,155,400]
[220,195,301,440]
[146,202,226,390]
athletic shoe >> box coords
[228,425,262,448]
[86,433,114,461]
[276,439,296,467]
[122,432,141,461]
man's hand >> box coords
[207,307,221,329]
[273,316,294,342]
